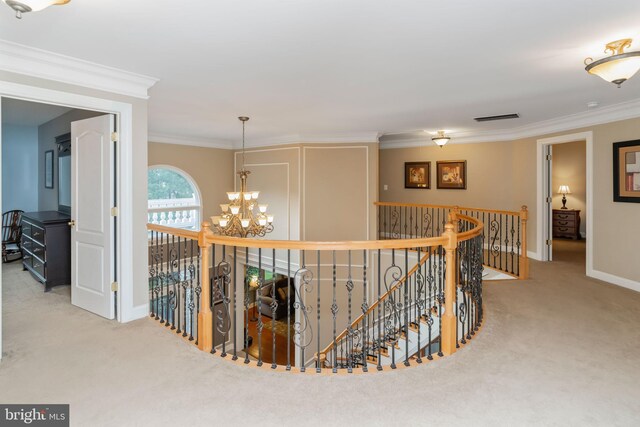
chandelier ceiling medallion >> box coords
[432,130,451,147]
[2,0,69,19]
[585,38,640,87]
[211,116,274,238]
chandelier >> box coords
[2,0,70,19]
[585,39,640,87]
[211,116,274,238]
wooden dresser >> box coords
[552,209,581,240]
[21,211,71,292]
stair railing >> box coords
[146,211,483,373]
[375,202,528,279]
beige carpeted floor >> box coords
[1,240,640,426]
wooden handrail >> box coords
[202,231,448,251]
[146,223,199,240]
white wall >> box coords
[1,124,38,212]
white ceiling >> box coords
[1,97,71,127]
[1,0,640,147]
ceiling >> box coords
[1,0,639,147]
[1,97,71,127]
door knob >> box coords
[68,220,76,227]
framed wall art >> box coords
[436,160,466,190]
[404,161,430,189]
[613,139,640,203]
[45,150,54,189]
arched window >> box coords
[147,166,202,230]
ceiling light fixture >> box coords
[211,117,274,238]
[431,130,451,147]
[585,38,640,88]
[2,0,69,19]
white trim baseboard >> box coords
[588,269,640,293]
[123,303,150,322]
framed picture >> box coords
[613,140,640,203]
[45,150,54,189]
[404,161,430,189]
[436,160,466,190]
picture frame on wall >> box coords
[613,139,640,203]
[45,149,54,189]
[436,160,467,190]
[404,161,430,189]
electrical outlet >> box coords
[383,185,388,191]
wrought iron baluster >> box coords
[232,246,237,360]
[437,245,444,357]
[376,249,382,371]
[211,244,217,354]
[257,248,263,366]
[244,247,250,365]
[271,248,277,369]
[331,250,338,373]
[361,249,368,373]
[403,248,410,366]
[286,249,291,371]
[195,240,201,346]
[316,250,321,373]
[516,216,521,277]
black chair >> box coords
[257,277,295,320]
[2,210,23,263]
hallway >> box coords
[1,254,640,426]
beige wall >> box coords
[552,141,586,236]
[235,143,378,242]
[1,70,150,309]
[148,142,233,222]
[379,117,640,284]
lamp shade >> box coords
[586,53,640,86]
[585,39,640,87]
[557,185,571,195]
[431,130,451,147]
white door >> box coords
[70,114,115,319]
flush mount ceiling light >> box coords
[2,0,69,19]
[585,38,640,87]
[431,130,451,147]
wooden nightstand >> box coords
[552,209,581,240]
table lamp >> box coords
[558,185,571,209]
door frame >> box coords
[536,131,593,274]
[0,81,136,330]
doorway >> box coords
[536,131,594,274]
[0,81,137,360]
[1,98,116,315]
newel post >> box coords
[198,222,213,352]
[441,223,458,356]
[519,206,529,280]
[448,206,460,231]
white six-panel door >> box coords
[70,114,115,319]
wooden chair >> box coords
[2,210,24,263]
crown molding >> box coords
[149,133,234,150]
[0,39,158,99]
[380,98,640,149]
[243,132,381,148]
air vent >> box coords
[473,113,520,122]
